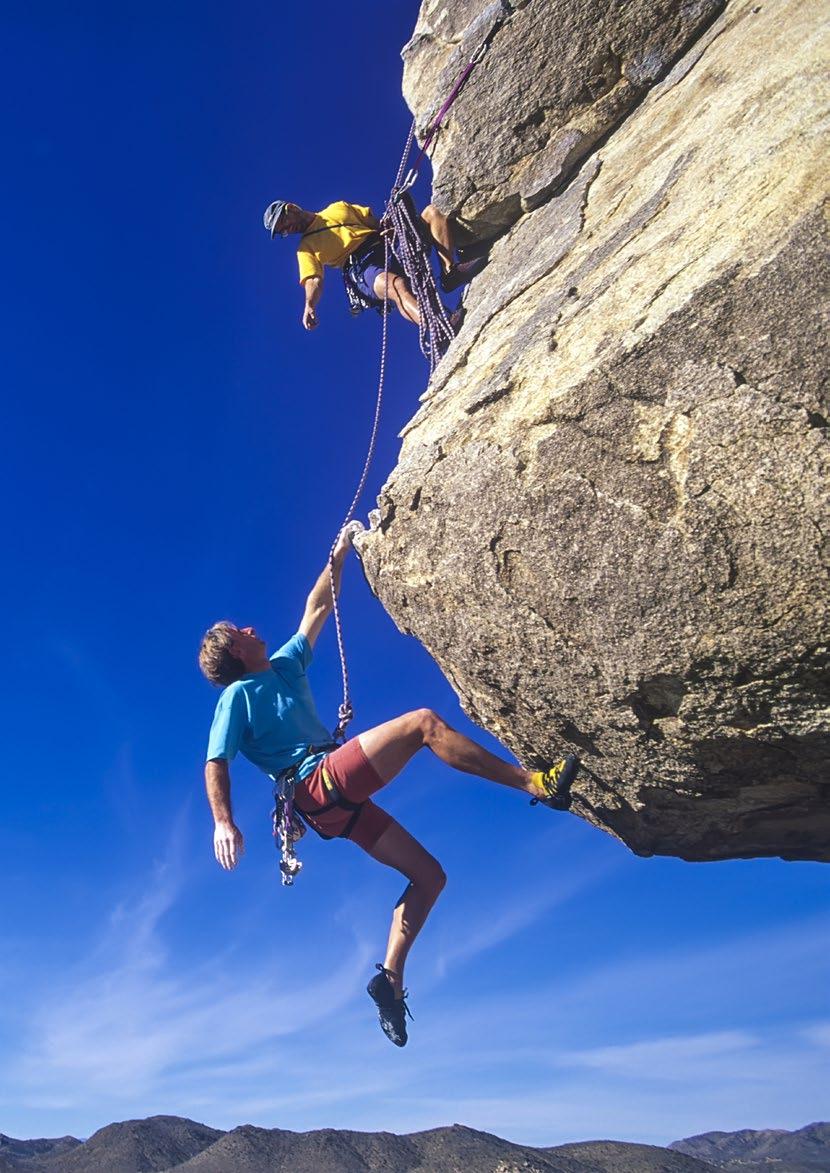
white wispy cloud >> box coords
[557,1029,760,1078]
[801,1020,830,1047]
[3,810,374,1120]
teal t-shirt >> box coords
[206,632,335,780]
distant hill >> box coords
[0,1120,599,1173]
[0,1134,81,1170]
[669,1122,830,1173]
[550,1140,720,1173]
[0,1117,222,1173]
[0,1117,826,1173]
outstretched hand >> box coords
[333,520,365,560]
[214,820,245,870]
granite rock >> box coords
[402,0,725,236]
[360,0,830,862]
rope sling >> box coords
[274,0,521,884]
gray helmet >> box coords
[263,200,288,237]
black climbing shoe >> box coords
[440,256,488,293]
[530,754,579,811]
[367,964,412,1047]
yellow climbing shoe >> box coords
[530,754,579,811]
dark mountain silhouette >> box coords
[1,1118,826,1173]
[0,1137,80,1162]
[550,1140,722,1172]
[670,1122,830,1172]
[2,1117,222,1173]
[0,1135,81,1173]
[166,1122,603,1173]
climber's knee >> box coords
[415,707,448,747]
[424,857,447,901]
[373,270,402,301]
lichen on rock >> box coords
[360,0,830,862]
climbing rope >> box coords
[386,189,454,372]
[326,0,519,738]
[327,233,392,742]
[384,0,520,369]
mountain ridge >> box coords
[1,1118,826,1173]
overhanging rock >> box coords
[359,0,830,862]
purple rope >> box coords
[387,193,454,371]
[408,60,476,175]
[404,2,514,185]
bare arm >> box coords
[205,758,245,870]
[302,275,323,330]
[299,524,362,648]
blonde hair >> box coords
[198,621,245,686]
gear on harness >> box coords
[271,745,365,886]
[342,197,434,322]
[343,269,382,317]
[272,769,306,886]
[342,233,395,317]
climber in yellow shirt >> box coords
[263,197,486,331]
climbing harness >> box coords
[271,746,365,884]
[342,235,395,317]
[295,764,366,841]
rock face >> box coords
[402,0,726,236]
[359,0,830,862]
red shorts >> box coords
[294,736,394,852]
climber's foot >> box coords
[367,964,412,1047]
[529,754,579,811]
[440,256,488,292]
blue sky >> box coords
[2,0,828,1147]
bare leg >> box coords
[356,712,562,1010]
[358,708,536,795]
[363,820,446,997]
[421,203,454,273]
[373,271,420,325]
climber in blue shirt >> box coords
[198,525,579,1048]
